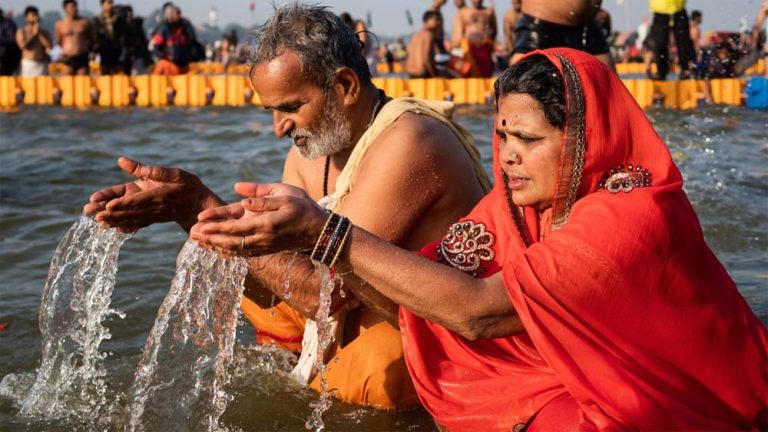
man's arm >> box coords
[503,12,513,52]
[16,28,28,50]
[39,30,53,50]
[753,2,768,48]
[451,12,465,48]
[55,21,63,46]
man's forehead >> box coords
[253,51,308,84]
[251,51,324,105]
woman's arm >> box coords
[340,225,523,340]
[191,184,524,340]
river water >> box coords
[0,104,766,431]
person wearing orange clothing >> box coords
[193,48,768,430]
[150,4,197,75]
[85,3,489,410]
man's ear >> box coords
[333,67,361,107]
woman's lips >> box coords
[506,176,529,190]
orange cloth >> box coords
[241,297,305,353]
[152,59,189,76]
[241,297,419,409]
[400,48,768,431]
[460,39,495,78]
[309,321,419,409]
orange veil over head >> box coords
[399,48,768,431]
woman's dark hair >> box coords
[493,55,566,129]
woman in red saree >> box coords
[192,48,768,430]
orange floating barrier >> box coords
[169,75,189,106]
[132,75,150,107]
[109,75,131,107]
[2,74,754,109]
[149,75,169,107]
[209,75,228,106]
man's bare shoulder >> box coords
[366,112,468,172]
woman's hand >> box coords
[190,183,328,257]
[83,157,222,233]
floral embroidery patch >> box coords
[599,164,652,193]
[436,221,495,276]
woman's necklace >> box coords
[322,90,387,197]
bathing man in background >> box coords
[405,10,442,78]
[55,0,94,75]
[84,3,489,409]
[452,0,497,77]
[16,6,53,76]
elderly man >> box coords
[85,4,489,409]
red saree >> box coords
[399,49,768,431]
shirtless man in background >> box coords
[55,0,94,75]
[511,0,613,68]
[452,0,497,77]
[16,6,52,76]
[453,0,497,45]
[405,11,441,77]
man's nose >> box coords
[273,113,294,138]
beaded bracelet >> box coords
[310,211,353,268]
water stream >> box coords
[0,215,131,427]
[124,241,248,432]
[304,263,337,432]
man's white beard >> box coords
[291,102,353,160]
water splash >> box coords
[304,263,336,432]
[0,215,131,424]
[124,241,248,432]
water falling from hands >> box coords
[125,241,249,432]
[0,215,131,424]
[304,263,337,432]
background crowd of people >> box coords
[0,0,766,79]
[0,0,246,76]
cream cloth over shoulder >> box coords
[289,97,491,385]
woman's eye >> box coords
[496,131,506,141]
